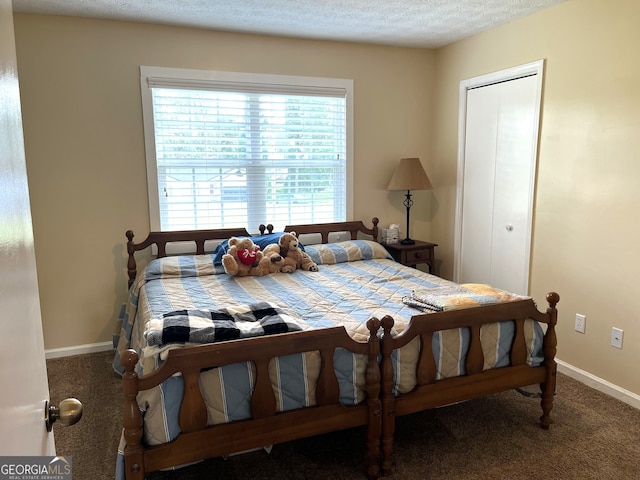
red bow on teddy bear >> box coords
[237,245,261,266]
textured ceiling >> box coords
[12,0,566,48]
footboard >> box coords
[121,318,388,480]
[379,292,559,475]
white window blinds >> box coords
[140,67,352,232]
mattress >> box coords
[113,239,544,446]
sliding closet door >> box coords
[455,62,543,295]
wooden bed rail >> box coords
[379,292,559,475]
[121,317,389,480]
[285,218,379,244]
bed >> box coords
[113,219,559,479]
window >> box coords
[140,66,353,232]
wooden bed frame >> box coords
[120,219,559,479]
[121,219,384,480]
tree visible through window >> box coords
[140,67,352,232]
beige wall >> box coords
[432,0,640,395]
[13,14,435,350]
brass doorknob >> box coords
[45,398,83,432]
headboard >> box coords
[125,218,380,289]
[259,218,380,245]
[125,227,250,289]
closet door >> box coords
[455,62,543,295]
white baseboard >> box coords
[557,359,640,410]
[45,341,113,360]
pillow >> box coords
[212,232,305,265]
[304,240,393,265]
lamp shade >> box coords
[386,157,433,191]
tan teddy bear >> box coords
[221,237,264,277]
[263,231,319,273]
[252,250,287,275]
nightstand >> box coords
[383,240,438,273]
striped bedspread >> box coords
[113,239,544,449]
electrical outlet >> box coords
[574,314,586,334]
[611,328,624,349]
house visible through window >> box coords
[140,66,353,232]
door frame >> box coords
[453,59,545,292]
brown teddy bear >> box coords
[222,236,286,276]
[253,250,287,275]
[263,231,319,273]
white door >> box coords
[454,61,543,295]
[0,0,55,455]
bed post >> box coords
[121,349,145,480]
[540,292,560,430]
[126,230,137,290]
[371,217,379,242]
[379,315,395,476]
[365,317,383,480]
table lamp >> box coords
[386,157,432,245]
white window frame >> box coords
[140,66,354,232]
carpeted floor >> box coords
[47,350,640,480]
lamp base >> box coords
[401,190,416,246]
